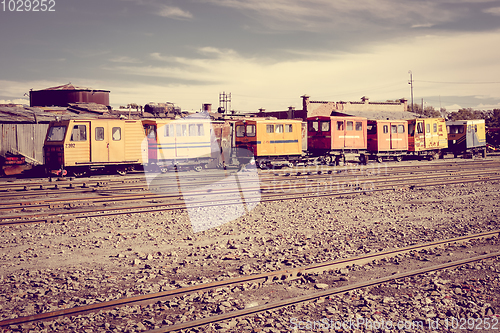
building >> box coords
[249,95,416,121]
[30,83,110,108]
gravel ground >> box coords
[1,178,500,332]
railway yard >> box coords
[1,156,500,332]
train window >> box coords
[197,124,205,136]
[146,126,156,138]
[95,127,104,141]
[337,121,343,131]
[433,123,437,133]
[70,125,87,142]
[417,123,424,134]
[320,121,330,132]
[247,124,256,137]
[285,124,293,133]
[408,124,415,136]
[367,124,376,134]
[176,124,187,136]
[383,125,388,134]
[276,124,284,133]
[236,125,245,137]
[164,124,173,137]
[189,124,198,136]
[112,127,121,141]
[47,126,66,142]
[266,124,274,133]
[398,125,405,133]
[309,121,318,132]
[346,121,353,131]
[426,124,430,134]
[391,125,397,133]
[355,122,362,131]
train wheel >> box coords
[376,156,383,163]
[116,169,127,176]
[287,162,294,168]
[358,154,367,165]
[323,155,332,165]
[395,155,402,162]
[194,165,203,172]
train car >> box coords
[407,118,448,160]
[307,116,367,165]
[234,118,303,169]
[142,117,215,172]
[44,119,146,176]
[367,119,408,162]
[446,119,486,158]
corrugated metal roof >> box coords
[36,83,110,92]
[0,104,111,123]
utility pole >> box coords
[408,70,414,113]
[219,92,231,114]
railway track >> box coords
[1,162,500,226]
[1,230,498,331]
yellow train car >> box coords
[235,118,303,168]
[407,118,448,159]
[446,119,486,158]
[44,119,146,176]
[142,117,214,171]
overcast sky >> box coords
[1,0,500,112]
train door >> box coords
[424,119,439,148]
[470,121,481,148]
[275,123,285,155]
[344,120,355,147]
[91,120,109,162]
[108,123,125,162]
[414,120,424,151]
[390,122,405,149]
[159,123,175,161]
[67,121,90,164]
[175,123,189,157]
[144,123,157,162]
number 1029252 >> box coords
[2,0,55,12]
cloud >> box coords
[412,23,435,28]
[0,99,29,105]
[202,0,464,32]
[156,5,193,19]
[101,29,500,111]
[109,56,142,64]
[483,6,500,16]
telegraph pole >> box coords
[408,70,414,113]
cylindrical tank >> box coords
[30,83,110,107]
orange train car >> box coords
[234,118,304,169]
[307,116,367,165]
[367,119,408,162]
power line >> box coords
[416,80,500,84]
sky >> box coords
[1,0,500,113]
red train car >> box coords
[367,120,408,162]
[307,116,367,165]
